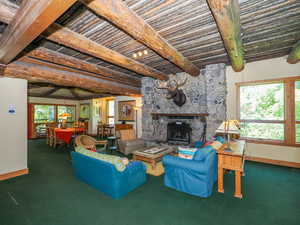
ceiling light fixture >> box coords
[132,50,149,58]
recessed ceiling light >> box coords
[133,53,137,58]
[143,50,148,55]
[138,51,143,57]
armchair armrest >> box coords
[163,155,209,175]
[95,140,108,145]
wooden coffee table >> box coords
[133,146,176,169]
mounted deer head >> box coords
[155,76,187,107]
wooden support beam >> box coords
[206,0,245,72]
[0,0,77,64]
[42,87,60,97]
[43,24,169,80]
[0,1,168,80]
[0,0,18,24]
[287,40,300,64]
[0,63,6,76]
[4,61,141,95]
[80,0,199,76]
[26,47,141,87]
[70,88,80,99]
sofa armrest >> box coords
[163,155,209,175]
[122,161,146,174]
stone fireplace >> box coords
[167,121,191,145]
[141,63,226,144]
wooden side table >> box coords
[217,140,246,199]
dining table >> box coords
[54,127,85,144]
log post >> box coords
[206,0,245,72]
[287,40,300,64]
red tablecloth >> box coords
[54,128,85,144]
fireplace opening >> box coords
[167,121,192,145]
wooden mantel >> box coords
[151,113,209,119]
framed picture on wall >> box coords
[79,104,90,119]
[118,100,136,121]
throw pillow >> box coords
[178,146,198,160]
[194,141,204,148]
[215,136,225,144]
[193,145,214,161]
[210,141,223,150]
[76,147,126,172]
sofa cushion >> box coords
[178,146,198,160]
[193,146,214,161]
[75,146,126,172]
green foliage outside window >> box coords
[34,105,55,123]
[240,83,284,140]
[57,106,76,122]
[240,83,284,120]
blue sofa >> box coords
[163,146,217,198]
[71,151,147,199]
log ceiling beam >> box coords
[43,24,169,80]
[0,0,168,80]
[41,87,60,97]
[80,0,200,76]
[26,47,141,87]
[0,0,18,24]
[4,61,141,96]
[206,0,245,72]
[70,88,80,99]
[287,40,300,64]
[0,63,6,76]
[0,0,77,64]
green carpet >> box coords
[1,140,299,225]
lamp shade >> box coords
[59,112,71,118]
[216,120,240,134]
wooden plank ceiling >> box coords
[0,0,299,100]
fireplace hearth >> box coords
[167,121,192,145]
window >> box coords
[34,105,55,123]
[33,104,76,124]
[237,77,300,146]
[57,105,76,122]
[107,100,115,125]
[79,104,90,119]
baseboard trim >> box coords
[246,156,300,169]
[0,168,29,181]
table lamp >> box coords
[216,120,240,151]
[59,112,71,129]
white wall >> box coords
[226,56,300,163]
[0,77,28,175]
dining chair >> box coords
[52,128,65,148]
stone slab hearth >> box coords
[141,63,226,144]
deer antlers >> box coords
[155,75,187,91]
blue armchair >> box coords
[71,151,147,199]
[163,147,217,198]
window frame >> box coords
[106,99,115,125]
[236,76,300,147]
[32,103,77,124]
